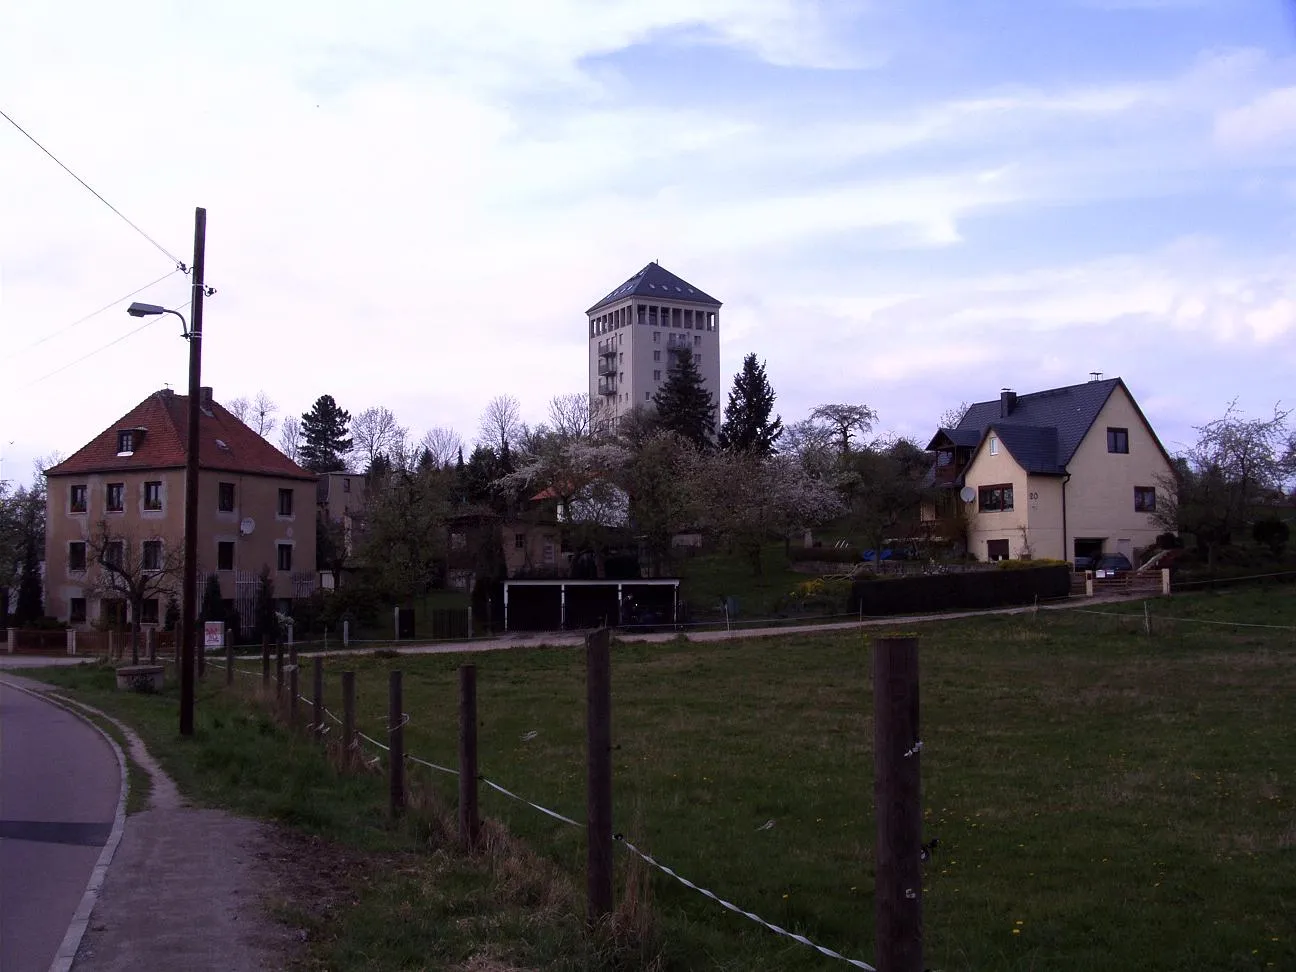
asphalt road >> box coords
[0,682,121,972]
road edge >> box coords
[0,678,129,972]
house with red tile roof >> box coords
[44,387,318,633]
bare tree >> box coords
[479,395,522,454]
[227,392,278,437]
[226,396,251,424]
[938,401,970,430]
[418,427,463,469]
[548,392,591,442]
[85,521,183,664]
[278,415,303,464]
[351,406,407,470]
[251,391,278,437]
[808,403,879,455]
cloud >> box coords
[1215,86,1296,151]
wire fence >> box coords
[226,661,880,971]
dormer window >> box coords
[116,428,145,456]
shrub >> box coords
[1253,519,1290,557]
[1156,532,1182,550]
[995,558,1069,570]
[788,547,859,564]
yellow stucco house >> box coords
[925,377,1174,564]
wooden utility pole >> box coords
[342,671,356,768]
[586,627,613,923]
[873,635,923,972]
[458,664,480,850]
[179,206,206,736]
[313,656,324,740]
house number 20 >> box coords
[1028,491,1039,500]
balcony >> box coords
[597,339,616,357]
[598,377,618,396]
[597,358,617,377]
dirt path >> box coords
[3,682,301,972]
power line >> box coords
[12,269,183,358]
[0,105,187,270]
[16,301,188,392]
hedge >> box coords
[851,564,1071,616]
[788,547,860,564]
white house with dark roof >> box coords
[586,262,722,429]
[924,377,1175,563]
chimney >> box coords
[1000,388,1017,418]
[199,386,214,414]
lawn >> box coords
[30,585,1296,971]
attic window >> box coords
[989,436,999,456]
[215,439,230,451]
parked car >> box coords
[1094,553,1133,578]
[1073,555,1097,573]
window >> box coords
[143,481,162,511]
[1134,486,1157,512]
[645,393,651,401]
[68,542,87,572]
[277,543,293,571]
[978,484,1014,512]
[142,540,162,572]
[278,488,294,517]
[218,481,235,512]
[987,539,1010,561]
[696,354,702,365]
[343,479,351,493]
[104,541,124,568]
[694,335,701,346]
[70,484,87,513]
[654,350,661,361]
[514,532,526,550]
[217,541,235,571]
[106,482,124,512]
[653,370,662,381]
[653,331,661,343]
[139,599,159,625]
[619,352,623,364]
[70,598,87,624]
[1107,427,1129,454]
[989,436,999,456]
[117,430,135,455]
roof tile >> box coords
[587,261,721,314]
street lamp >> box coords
[124,206,206,737]
[126,302,189,337]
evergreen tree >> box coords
[652,346,716,449]
[299,395,353,472]
[718,353,783,456]
[14,541,43,625]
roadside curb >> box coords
[0,678,129,972]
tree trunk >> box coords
[130,610,141,666]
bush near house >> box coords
[787,546,860,564]
[852,563,1071,616]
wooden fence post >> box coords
[389,670,405,816]
[586,627,613,923]
[276,641,285,701]
[458,664,480,850]
[289,659,299,725]
[226,642,234,687]
[874,634,923,972]
[342,671,356,768]
[261,636,270,687]
[313,656,324,739]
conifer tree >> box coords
[652,346,715,449]
[300,395,353,472]
[718,353,783,456]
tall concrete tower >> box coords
[586,262,722,430]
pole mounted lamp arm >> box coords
[126,301,189,338]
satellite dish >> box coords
[959,486,976,503]
[239,517,255,536]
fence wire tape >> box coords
[357,730,391,753]
[406,753,459,777]
[1071,608,1295,631]
[479,777,584,828]
[616,837,876,971]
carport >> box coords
[501,578,680,632]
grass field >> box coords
[31,585,1296,971]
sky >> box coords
[3,0,1295,485]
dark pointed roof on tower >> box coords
[587,262,722,314]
